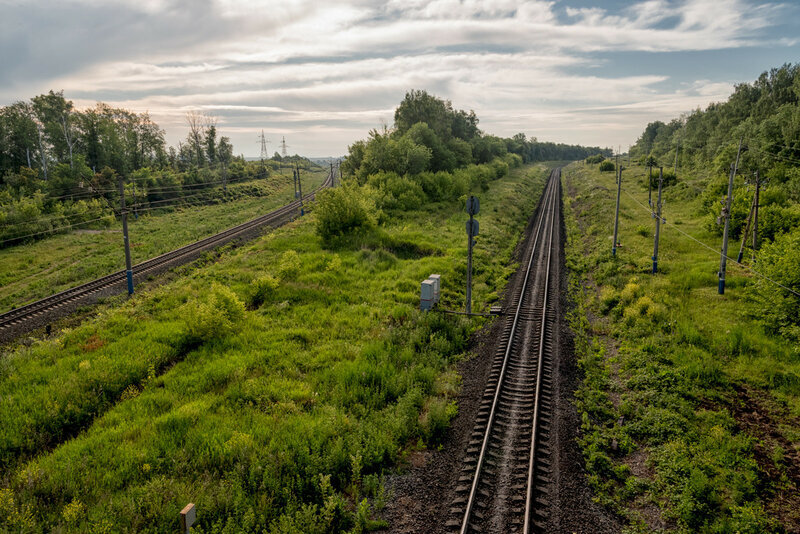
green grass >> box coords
[0,168,328,313]
[0,163,550,532]
[564,162,800,533]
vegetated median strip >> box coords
[0,163,550,531]
[563,162,800,532]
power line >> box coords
[619,187,800,298]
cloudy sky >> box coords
[1,0,798,157]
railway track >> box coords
[448,168,562,533]
[0,170,333,338]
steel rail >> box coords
[523,168,559,534]
[0,171,333,331]
[459,169,559,534]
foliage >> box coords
[182,283,246,347]
[599,160,615,172]
[745,226,800,339]
[314,182,378,244]
[564,162,800,533]
[0,161,549,531]
[631,63,800,250]
[342,90,608,184]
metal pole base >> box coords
[652,259,658,274]
[718,279,725,295]
[126,270,134,295]
[612,247,616,256]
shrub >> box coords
[182,284,245,346]
[599,160,616,172]
[746,226,800,339]
[419,398,457,445]
[314,182,377,244]
[278,250,301,280]
[248,275,279,308]
[585,154,605,164]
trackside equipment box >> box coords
[428,274,441,303]
[420,279,435,311]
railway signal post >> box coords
[118,177,134,295]
[465,195,480,314]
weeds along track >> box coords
[0,171,334,340]
[448,168,562,534]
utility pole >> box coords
[752,170,761,262]
[296,164,304,216]
[652,167,664,274]
[718,138,743,294]
[647,164,653,207]
[612,160,622,256]
[118,177,134,296]
[736,173,757,263]
[132,179,138,219]
[330,161,334,187]
[674,139,680,175]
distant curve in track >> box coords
[0,171,334,340]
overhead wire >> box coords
[617,177,800,299]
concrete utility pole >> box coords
[612,161,622,256]
[648,164,653,207]
[652,167,664,274]
[296,164,304,216]
[752,170,760,262]
[118,177,134,295]
[718,139,743,294]
[674,139,680,174]
[736,172,758,263]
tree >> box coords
[205,123,217,166]
[394,90,453,140]
[218,136,233,168]
[185,111,206,167]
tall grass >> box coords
[0,164,550,531]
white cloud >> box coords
[0,0,793,155]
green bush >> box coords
[183,284,245,345]
[314,183,378,244]
[248,275,279,308]
[746,226,800,339]
[599,160,616,172]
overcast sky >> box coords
[1,0,798,157]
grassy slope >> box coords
[0,164,549,532]
[563,162,800,533]
[0,169,328,313]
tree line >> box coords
[343,89,609,183]
[630,63,800,339]
[0,91,297,247]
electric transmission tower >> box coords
[258,130,270,178]
[280,136,289,158]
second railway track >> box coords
[0,171,333,340]
[448,168,563,534]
